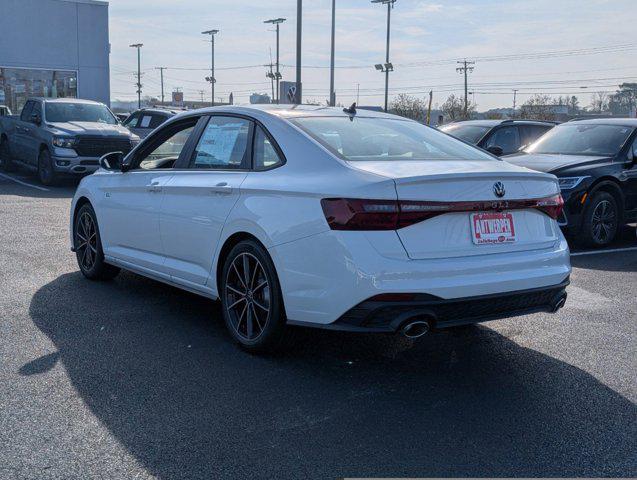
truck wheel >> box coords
[579,191,619,248]
[37,149,58,186]
[0,139,14,172]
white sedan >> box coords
[70,105,571,352]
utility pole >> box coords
[513,89,518,111]
[295,0,302,104]
[456,58,475,119]
[356,83,360,105]
[202,29,219,107]
[426,90,433,125]
[264,18,286,104]
[155,67,167,104]
[329,0,336,106]
[198,90,205,103]
[372,0,396,112]
[265,62,276,102]
[129,43,143,108]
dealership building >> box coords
[0,0,110,114]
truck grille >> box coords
[74,136,132,158]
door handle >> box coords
[209,182,233,195]
[147,182,162,193]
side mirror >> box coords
[487,145,504,156]
[30,113,41,125]
[99,151,123,171]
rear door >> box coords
[11,101,33,161]
[160,115,251,286]
[22,101,42,166]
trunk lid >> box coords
[350,160,561,259]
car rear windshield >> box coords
[290,116,495,162]
[525,124,634,156]
[439,124,491,144]
[45,102,118,125]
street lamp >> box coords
[201,29,219,107]
[329,0,336,106]
[371,0,396,112]
[129,43,143,109]
[264,18,286,104]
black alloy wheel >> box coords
[220,240,289,353]
[581,191,619,247]
[74,204,120,280]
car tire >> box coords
[0,139,15,172]
[579,191,619,248]
[74,203,120,281]
[220,239,291,353]
[37,149,58,186]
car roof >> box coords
[171,104,403,122]
[31,97,104,105]
[443,119,556,127]
[564,117,637,127]
[134,108,179,116]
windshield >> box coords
[290,116,495,162]
[45,102,118,124]
[525,124,633,156]
[440,124,490,144]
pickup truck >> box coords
[0,97,140,185]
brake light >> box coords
[321,194,564,231]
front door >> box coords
[99,117,199,274]
[160,115,252,286]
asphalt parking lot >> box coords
[0,172,636,479]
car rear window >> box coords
[290,116,495,162]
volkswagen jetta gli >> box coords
[70,105,571,352]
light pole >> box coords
[371,0,395,112]
[295,0,302,104]
[329,0,336,106]
[264,18,286,104]
[202,29,219,107]
[129,43,143,108]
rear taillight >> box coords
[321,194,564,231]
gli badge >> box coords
[493,181,506,198]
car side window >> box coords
[519,125,550,148]
[486,126,520,155]
[139,114,153,128]
[190,116,251,169]
[31,102,42,121]
[149,114,166,129]
[123,112,140,128]
[133,120,197,170]
[20,101,33,121]
[253,125,283,169]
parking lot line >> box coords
[0,172,49,192]
[571,246,637,257]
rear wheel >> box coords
[220,240,290,353]
[580,191,619,248]
[0,139,14,172]
[38,149,58,186]
[74,203,120,280]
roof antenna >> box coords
[343,102,357,117]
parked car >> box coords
[505,118,637,247]
[70,105,570,353]
[114,112,130,123]
[122,107,179,138]
[0,98,140,185]
[440,119,556,156]
[0,105,12,116]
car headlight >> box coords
[558,176,589,190]
[52,136,77,148]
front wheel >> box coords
[579,191,619,248]
[220,240,290,353]
[74,203,120,280]
[38,149,58,186]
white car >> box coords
[70,105,571,352]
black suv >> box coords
[122,107,180,139]
[505,118,637,247]
[440,119,555,156]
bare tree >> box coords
[519,94,556,121]
[590,91,609,113]
[389,94,426,121]
[441,94,475,122]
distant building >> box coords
[250,93,271,104]
[0,0,110,112]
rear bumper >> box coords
[309,279,569,333]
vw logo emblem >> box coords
[493,182,506,198]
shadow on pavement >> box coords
[28,271,637,478]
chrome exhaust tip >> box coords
[551,293,567,313]
[400,320,430,339]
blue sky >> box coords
[108,0,637,110]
